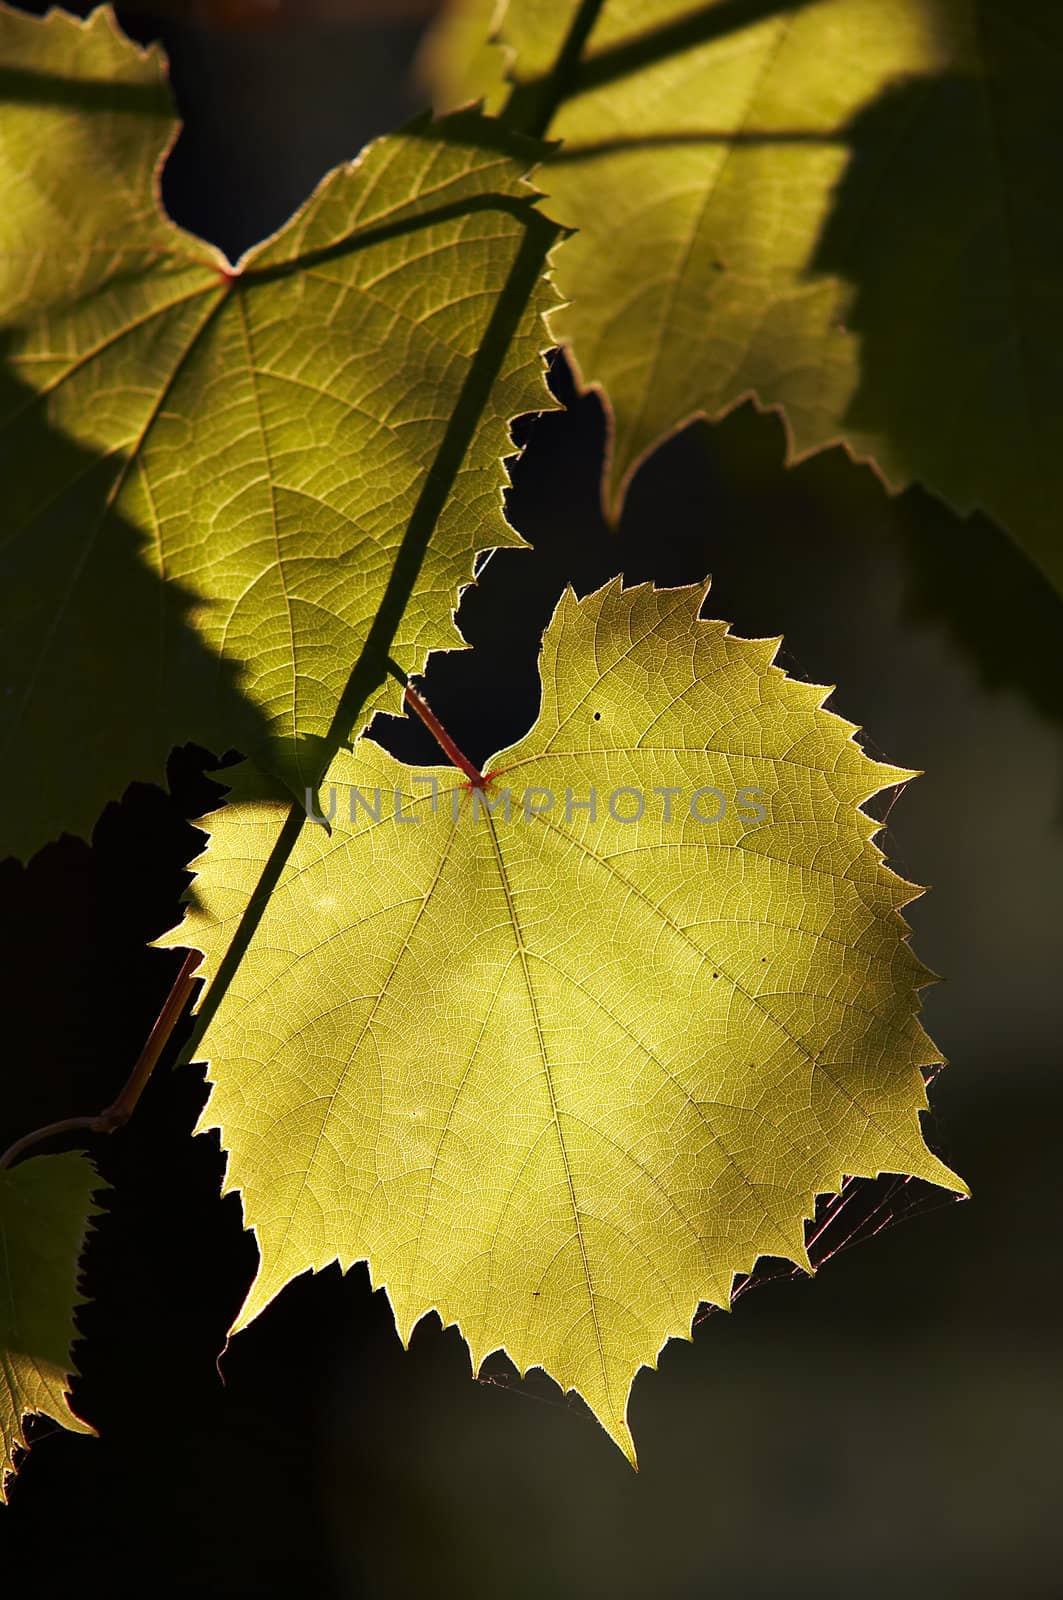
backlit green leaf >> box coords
[0,3,557,859]
[428,0,1063,591]
[417,0,510,114]
[161,579,963,1461]
[0,1153,98,1501]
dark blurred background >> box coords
[1,3,1062,1595]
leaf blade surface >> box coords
[428,0,1063,589]
[0,3,557,857]
[163,579,963,1458]
[0,1152,99,1500]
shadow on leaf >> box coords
[0,326,270,862]
[812,52,1063,591]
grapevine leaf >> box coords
[0,3,558,860]
[160,579,964,1461]
[427,0,1063,592]
[0,1152,99,1501]
[417,0,511,114]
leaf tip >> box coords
[608,1414,639,1471]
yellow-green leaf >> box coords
[427,0,1063,591]
[417,0,511,114]
[0,3,557,859]
[0,1153,99,1500]
[161,579,963,1461]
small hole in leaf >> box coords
[593,711,601,721]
